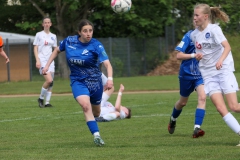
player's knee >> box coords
[49,81,53,87]
[179,102,187,107]
[229,103,240,113]
[81,104,90,113]
[198,95,206,105]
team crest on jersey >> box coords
[102,51,107,57]
[82,49,89,55]
[177,41,184,48]
[51,37,54,40]
[205,32,210,39]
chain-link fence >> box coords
[0,26,176,82]
[99,36,175,77]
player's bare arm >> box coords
[216,40,231,70]
[33,45,41,69]
[103,60,113,90]
[42,47,60,75]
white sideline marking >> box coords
[0,111,220,123]
[0,111,83,123]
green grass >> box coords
[1,73,240,95]
[1,92,240,159]
[0,75,181,95]
[1,76,240,159]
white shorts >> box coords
[204,72,239,96]
[39,60,55,75]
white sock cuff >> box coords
[223,112,240,134]
[102,92,110,103]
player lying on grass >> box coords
[95,82,132,122]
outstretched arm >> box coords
[102,60,113,90]
[114,84,124,112]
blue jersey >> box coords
[175,30,202,80]
[59,35,109,81]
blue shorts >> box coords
[179,78,203,97]
[71,79,103,105]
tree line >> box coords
[0,0,239,78]
[1,0,239,38]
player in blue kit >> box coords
[168,22,207,138]
[42,19,113,146]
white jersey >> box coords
[100,101,116,116]
[100,92,126,119]
[33,31,57,61]
[190,24,234,79]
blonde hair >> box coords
[194,3,229,23]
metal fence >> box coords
[98,36,175,77]
[1,26,176,81]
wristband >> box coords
[191,53,195,58]
[108,77,113,81]
[118,92,122,96]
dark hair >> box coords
[78,19,94,31]
[126,107,131,119]
[42,17,51,23]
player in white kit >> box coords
[191,4,240,145]
[33,17,57,108]
[95,74,131,122]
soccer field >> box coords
[1,91,240,160]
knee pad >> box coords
[50,81,53,87]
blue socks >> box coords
[171,107,182,119]
[87,121,99,134]
[195,108,205,126]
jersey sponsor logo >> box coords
[195,42,201,49]
[205,32,210,39]
[68,45,76,49]
[177,41,184,48]
[44,40,48,45]
[82,49,89,55]
[202,43,211,48]
[69,58,85,66]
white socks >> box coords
[93,132,100,137]
[101,92,110,105]
[223,112,240,134]
[40,87,47,99]
[45,91,52,105]
[194,125,201,130]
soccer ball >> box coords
[111,0,132,14]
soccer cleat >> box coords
[192,127,205,138]
[94,136,105,146]
[45,104,53,107]
[168,117,176,134]
[95,117,109,122]
[38,98,44,108]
